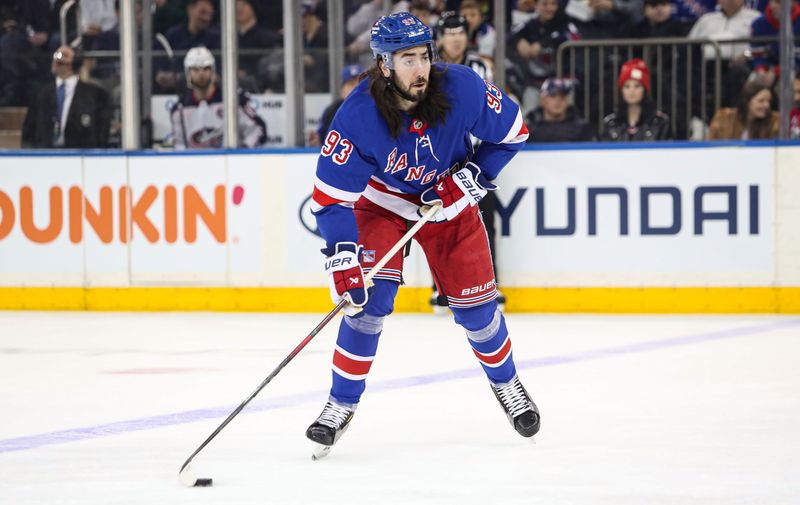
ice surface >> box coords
[1,311,798,505]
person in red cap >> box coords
[600,58,670,141]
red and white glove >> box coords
[323,242,368,316]
[420,162,497,221]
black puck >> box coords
[194,478,213,487]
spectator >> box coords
[79,0,117,51]
[153,0,186,36]
[156,0,221,94]
[632,0,693,37]
[563,0,642,128]
[511,0,538,28]
[436,11,492,80]
[237,0,281,92]
[170,46,266,149]
[257,2,284,33]
[631,0,693,138]
[346,0,410,60]
[689,0,761,61]
[310,63,365,146]
[600,58,671,140]
[670,0,717,23]
[459,0,496,60]
[791,74,800,139]
[164,0,220,51]
[709,79,778,139]
[301,0,330,92]
[22,46,111,148]
[688,0,761,113]
[526,78,595,142]
[749,0,800,88]
[0,0,53,106]
[508,0,579,111]
[565,0,644,38]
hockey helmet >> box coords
[184,46,215,76]
[370,12,435,70]
[436,11,468,35]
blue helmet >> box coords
[370,12,435,70]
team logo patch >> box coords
[409,119,428,137]
[362,250,376,263]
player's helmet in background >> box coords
[183,46,215,81]
[436,11,468,35]
[370,12,435,70]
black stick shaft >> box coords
[179,298,348,474]
[178,203,441,476]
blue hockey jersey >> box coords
[311,63,529,248]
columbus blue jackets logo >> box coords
[191,127,223,148]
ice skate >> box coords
[305,399,356,460]
[495,290,506,312]
[491,375,540,438]
[429,290,450,315]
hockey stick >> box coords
[178,202,442,486]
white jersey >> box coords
[170,87,267,149]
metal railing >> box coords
[557,38,722,140]
[59,0,80,48]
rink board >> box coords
[0,143,798,312]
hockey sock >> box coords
[452,302,517,384]
[329,280,397,405]
[330,314,382,405]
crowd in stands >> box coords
[0,0,797,148]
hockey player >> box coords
[306,12,539,459]
[169,46,267,149]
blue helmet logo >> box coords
[370,12,435,69]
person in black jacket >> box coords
[21,45,111,148]
[630,0,692,138]
[507,0,579,106]
[310,63,364,147]
[600,58,670,141]
[526,78,594,143]
[0,0,53,106]
[237,0,281,92]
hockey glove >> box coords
[323,242,368,316]
[420,162,497,221]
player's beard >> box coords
[190,75,213,94]
[368,64,451,138]
[397,76,428,102]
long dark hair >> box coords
[616,94,658,125]
[736,81,774,140]
[367,62,452,138]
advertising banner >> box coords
[495,147,775,286]
[0,146,780,289]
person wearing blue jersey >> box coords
[305,12,539,459]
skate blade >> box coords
[311,443,332,461]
